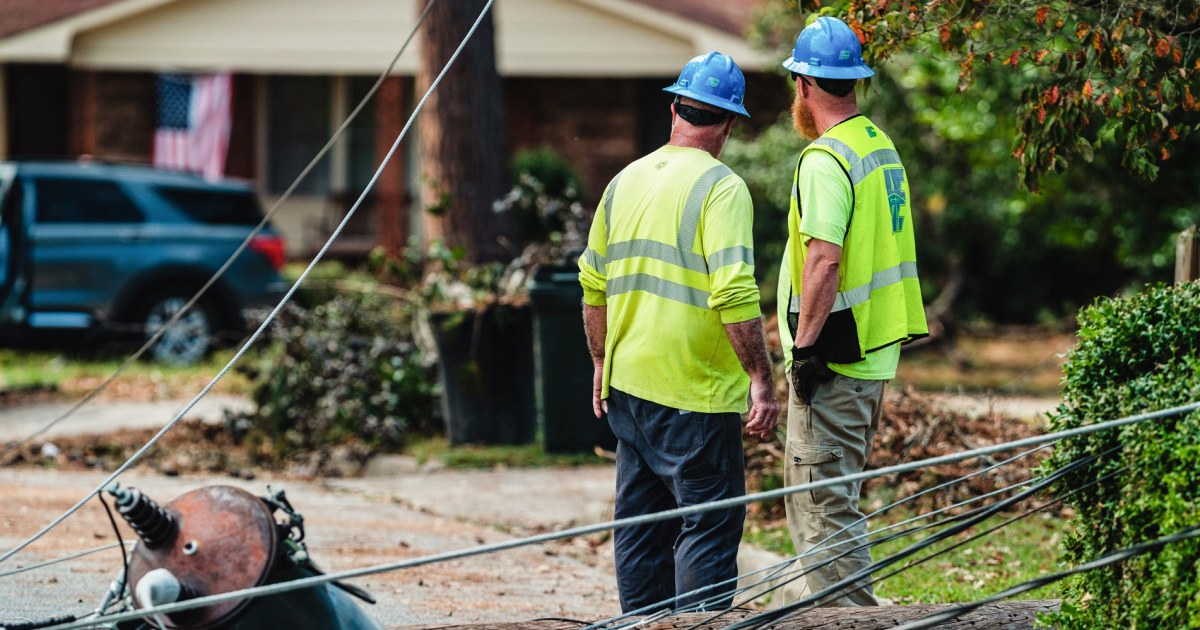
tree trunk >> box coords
[375,76,408,257]
[417,0,512,263]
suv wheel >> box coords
[139,292,216,365]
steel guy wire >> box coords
[0,0,493,568]
[0,543,133,579]
[0,0,439,461]
[671,474,1053,629]
[37,405,1190,630]
[591,443,1054,628]
[890,522,1200,630]
[721,448,1110,630]
[867,464,1128,593]
[701,464,1124,630]
[707,461,1129,630]
[657,470,1044,626]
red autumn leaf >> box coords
[1082,79,1093,97]
[1174,46,1184,64]
[939,23,952,45]
[1035,49,1050,63]
[1047,85,1060,105]
[1007,50,1021,67]
[1162,147,1171,160]
[1076,22,1091,40]
[1035,6,1049,26]
[1155,39,1170,58]
[1037,107,1047,124]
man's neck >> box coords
[815,103,861,137]
[668,132,723,159]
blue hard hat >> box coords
[663,51,750,118]
[783,16,874,80]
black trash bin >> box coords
[429,304,536,446]
[528,263,618,453]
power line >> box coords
[0,0,485,568]
[37,404,1192,628]
[0,0,439,460]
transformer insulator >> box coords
[110,486,177,548]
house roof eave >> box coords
[0,0,179,62]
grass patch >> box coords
[0,348,253,399]
[744,508,1065,603]
[404,435,612,469]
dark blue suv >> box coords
[0,161,287,364]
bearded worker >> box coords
[777,16,928,606]
[578,52,780,613]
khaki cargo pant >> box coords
[783,372,885,607]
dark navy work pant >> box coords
[606,388,746,613]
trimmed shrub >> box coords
[230,289,441,464]
[1043,281,1200,628]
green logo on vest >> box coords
[866,126,877,138]
[884,167,906,233]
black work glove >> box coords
[790,345,833,406]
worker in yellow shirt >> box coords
[778,16,928,606]
[578,52,779,613]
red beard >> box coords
[792,92,819,140]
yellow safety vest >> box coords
[782,116,928,364]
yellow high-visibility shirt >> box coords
[578,144,760,413]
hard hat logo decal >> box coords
[839,51,852,60]
[662,51,750,117]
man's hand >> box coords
[744,376,780,439]
[791,345,833,406]
[592,361,608,418]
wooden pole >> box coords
[1176,225,1199,285]
[412,600,1061,629]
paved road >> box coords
[0,467,623,627]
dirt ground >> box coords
[0,466,622,628]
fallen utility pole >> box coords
[411,600,1060,629]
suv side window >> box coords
[156,186,263,226]
[34,177,144,224]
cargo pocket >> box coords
[788,441,846,544]
[787,441,846,508]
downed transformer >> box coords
[108,484,383,629]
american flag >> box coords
[153,72,232,180]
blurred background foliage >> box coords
[723,0,1200,326]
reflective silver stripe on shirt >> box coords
[678,164,734,262]
[603,171,623,242]
[707,246,754,270]
[582,248,606,275]
[603,163,735,277]
[607,273,710,309]
[848,149,903,186]
[606,239,706,273]
[788,262,919,314]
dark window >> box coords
[33,178,143,223]
[157,186,264,226]
[266,75,331,194]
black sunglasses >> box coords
[790,72,812,86]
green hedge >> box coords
[1044,281,1200,627]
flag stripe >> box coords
[153,72,232,180]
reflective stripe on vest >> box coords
[587,164,748,308]
[789,261,919,314]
